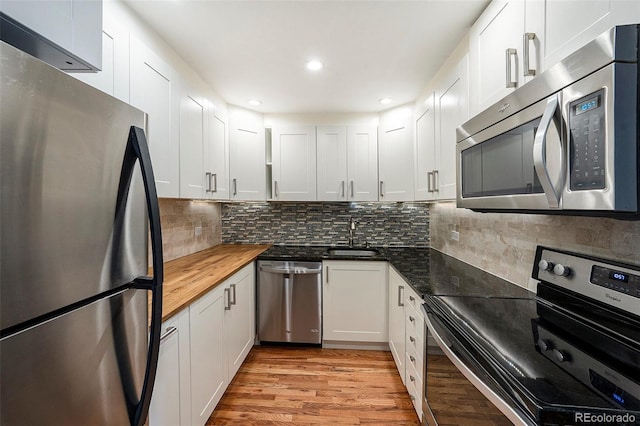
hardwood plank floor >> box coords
[206,346,420,425]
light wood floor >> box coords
[206,346,420,425]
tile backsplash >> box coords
[430,201,640,291]
[159,198,222,262]
[222,202,429,247]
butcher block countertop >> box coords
[152,244,271,322]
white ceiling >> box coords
[122,0,489,113]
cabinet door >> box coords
[526,0,640,73]
[388,268,406,384]
[323,261,388,342]
[205,108,229,200]
[149,309,191,426]
[224,264,255,379]
[414,95,437,201]
[189,286,227,426]
[378,106,415,201]
[179,91,206,199]
[317,126,348,201]
[130,37,180,198]
[347,125,379,201]
[272,126,317,201]
[229,107,265,201]
[469,0,525,116]
[1,0,102,70]
[435,54,468,200]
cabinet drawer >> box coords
[405,305,424,357]
[405,354,423,420]
[404,286,422,313]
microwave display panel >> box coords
[569,89,606,191]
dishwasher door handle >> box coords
[259,266,322,275]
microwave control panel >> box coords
[569,89,606,191]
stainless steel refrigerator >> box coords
[0,41,164,426]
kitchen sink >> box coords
[326,247,379,257]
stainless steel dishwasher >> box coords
[257,260,322,345]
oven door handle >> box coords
[424,310,530,426]
[533,94,563,209]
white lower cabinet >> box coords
[388,267,406,384]
[150,263,256,426]
[322,261,388,343]
[149,309,192,426]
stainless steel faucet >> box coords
[348,217,358,247]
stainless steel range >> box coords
[422,246,640,425]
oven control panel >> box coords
[569,89,606,191]
[533,247,640,317]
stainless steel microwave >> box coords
[456,24,639,218]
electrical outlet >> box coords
[451,230,460,241]
[195,226,202,237]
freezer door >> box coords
[0,41,148,330]
[0,288,148,426]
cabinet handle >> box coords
[160,326,178,342]
[350,180,354,198]
[410,394,416,401]
[325,266,329,283]
[409,315,415,322]
[523,32,537,77]
[224,288,231,310]
[230,283,237,305]
[409,375,416,382]
[341,181,345,198]
[379,180,384,197]
[409,295,415,302]
[505,48,517,88]
[205,172,212,193]
[232,178,237,196]
[409,355,416,363]
[427,171,433,193]
[211,173,218,193]
[433,170,439,193]
[398,285,404,307]
[409,336,416,343]
[274,180,279,198]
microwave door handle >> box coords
[533,95,562,208]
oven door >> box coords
[421,303,534,426]
[457,93,565,211]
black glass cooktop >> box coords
[425,295,640,425]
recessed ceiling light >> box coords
[306,60,323,71]
[248,99,262,106]
[379,98,392,105]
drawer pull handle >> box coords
[409,355,416,363]
[409,315,415,322]
[409,375,415,382]
[409,336,416,343]
[409,296,415,302]
[160,326,178,342]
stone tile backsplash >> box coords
[159,198,222,262]
[430,201,640,292]
[222,202,429,247]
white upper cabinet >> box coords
[179,89,206,199]
[204,103,230,200]
[379,105,415,201]
[469,0,525,116]
[130,37,180,198]
[0,0,102,71]
[525,0,640,73]
[435,54,468,200]
[229,106,266,201]
[414,95,437,201]
[317,125,378,201]
[317,126,348,201]
[271,126,317,201]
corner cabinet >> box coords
[322,261,388,343]
[130,37,180,198]
[229,106,266,201]
[379,105,415,201]
[271,126,317,201]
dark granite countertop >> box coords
[257,245,532,299]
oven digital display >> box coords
[575,96,600,115]
[609,271,629,283]
[590,370,640,410]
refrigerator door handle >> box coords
[122,126,164,426]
